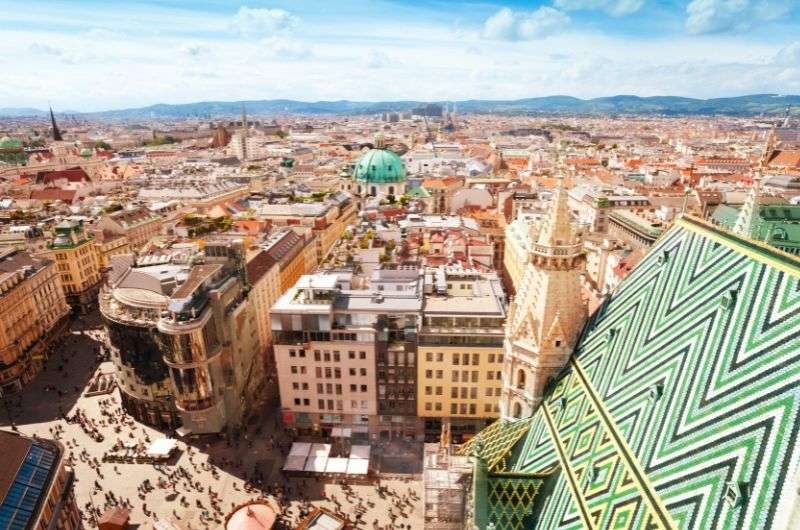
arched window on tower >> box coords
[513,401,522,418]
[516,369,526,390]
[370,186,377,196]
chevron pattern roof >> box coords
[472,216,800,530]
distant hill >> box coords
[2,94,799,119]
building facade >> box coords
[272,269,423,440]
[96,207,163,250]
[48,220,101,312]
[417,266,506,442]
[0,250,70,395]
[100,241,264,434]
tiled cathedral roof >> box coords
[469,215,800,530]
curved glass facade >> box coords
[104,317,169,386]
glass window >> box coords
[425,402,432,411]
[451,388,458,398]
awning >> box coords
[325,457,349,474]
[305,456,328,473]
[283,455,307,472]
[349,445,371,460]
[346,458,369,475]
[146,438,177,458]
[289,442,312,457]
[310,443,331,458]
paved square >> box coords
[1,314,423,529]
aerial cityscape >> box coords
[2,2,800,530]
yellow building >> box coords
[416,267,507,442]
[0,249,70,394]
[48,220,101,312]
[90,229,131,269]
[302,232,319,274]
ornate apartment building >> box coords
[0,249,70,395]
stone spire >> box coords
[49,106,63,142]
[538,161,575,247]
[500,153,586,420]
[733,127,774,238]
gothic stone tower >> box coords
[500,175,586,419]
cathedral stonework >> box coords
[500,172,587,419]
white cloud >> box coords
[773,41,800,64]
[180,42,208,57]
[27,42,96,64]
[483,7,570,41]
[685,0,792,34]
[554,0,644,16]
[233,6,298,38]
[28,42,62,56]
[261,37,312,59]
[364,49,396,68]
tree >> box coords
[104,203,123,213]
[94,140,112,150]
[275,129,288,139]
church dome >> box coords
[352,147,406,184]
[0,137,22,149]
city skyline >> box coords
[2,0,799,111]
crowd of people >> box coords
[12,316,425,529]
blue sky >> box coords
[1,0,798,111]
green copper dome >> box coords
[353,148,406,184]
[0,137,22,149]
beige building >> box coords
[272,269,423,441]
[501,175,587,418]
[96,207,163,250]
[245,248,281,390]
[0,249,70,395]
[417,266,507,442]
[90,229,131,269]
[48,220,101,311]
